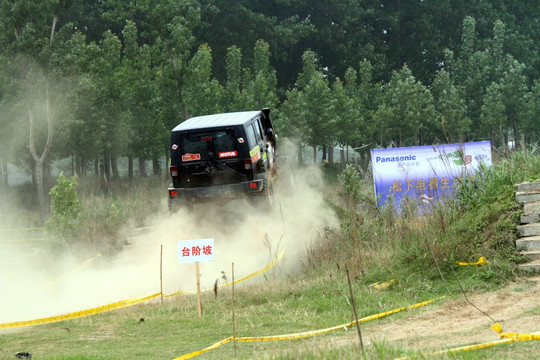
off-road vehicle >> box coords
[168,108,277,212]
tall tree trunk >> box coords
[322,145,327,161]
[94,158,99,176]
[0,158,5,196]
[297,144,303,163]
[328,145,334,163]
[28,83,53,225]
[313,146,317,163]
[152,157,160,176]
[164,152,169,178]
[30,157,37,186]
[111,156,120,180]
[99,160,109,194]
[81,156,87,178]
[1,158,8,189]
[44,159,52,194]
[104,154,111,185]
[128,156,134,184]
[138,158,147,177]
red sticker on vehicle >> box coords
[182,153,201,162]
[218,151,238,159]
[237,138,245,143]
[171,144,178,150]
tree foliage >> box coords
[0,0,537,202]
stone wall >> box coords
[516,182,540,272]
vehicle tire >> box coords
[249,173,274,210]
[168,197,180,214]
[168,197,193,214]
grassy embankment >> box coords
[1,149,540,359]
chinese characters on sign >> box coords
[371,141,492,213]
[178,239,215,264]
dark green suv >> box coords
[168,108,277,212]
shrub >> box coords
[46,172,82,249]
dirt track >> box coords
[364,275,540,352]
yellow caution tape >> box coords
[173,296,444,359]
[219,249,285,287]
[396,325,540,359]
[457,256,488,266]
[0,227,44,232]
[0,292,160,330]
[0,238,46,242]
[370,279,397,290]
[491,322,503,336]
[419,334,540,359]
[491,322,540,340]
[163,250,285,298]
[173,337,233,360]
[1,250,284,329]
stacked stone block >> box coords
[516,182,540,272]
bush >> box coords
[46,172,82,250]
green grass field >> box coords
[2,150,540,359]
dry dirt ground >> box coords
[361,275,540,352]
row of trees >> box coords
[279,17,540,163]
[0,1,538,220]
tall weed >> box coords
[46,175,166,255]
[311,149,540,286]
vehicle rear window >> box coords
[181,130,237,161]
[246,124,257,147]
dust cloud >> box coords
[0,159,337,326]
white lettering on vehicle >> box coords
[218,151,238,158]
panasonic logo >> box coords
[375,154,417,163]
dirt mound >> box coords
[365,276,540,351]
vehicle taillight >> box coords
[170,190,178,197]
[249,182,258,189]
[170,165,178,177]
[244,159,252,170]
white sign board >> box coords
[177,238,215,264]
[371,141,492,212]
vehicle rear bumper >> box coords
[168,179,263,200]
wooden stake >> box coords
[195,262,202,317]
[232,262,236,357]
[160,244,163,304]
[345,264,364,351]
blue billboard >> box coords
[371,141,492,211]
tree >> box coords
[523,80,540,143]
[195,0,314,88]
[120,21,165,178]
[330,76,361,167]
[224,45,244,111]
[374,65,437,147]
[241,40,278,111]
[275,88,306,163]
[183,43,224,117]
[28,82,53,225]
[294,51,333,162]
[480,82,506,148]
[0,0,75,221]
[431,70,470,143]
